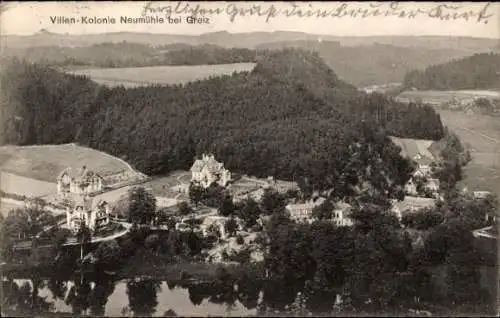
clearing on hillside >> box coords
[396,90,500,105]
[437,110,500,197]
[66,63,257,88]
[389,136,435,160]
[0,143,144,183]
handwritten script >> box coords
[141,2,494,24]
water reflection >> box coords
[126,279,161,317]
[2,273,263,317]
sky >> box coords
[1,1,498,38]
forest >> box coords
[1,42,262,68]
[403,52,500,90]
[1,49,444,198]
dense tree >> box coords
[127,187,157,225]
[76,224,92,261]
[126,279,161,317]
[176,201,193,217]
[89,277,115,316]
[401,208,444,230]
[188,184,204,207]
[2,205,56,240]
[200,184,225,208]
[218,193,235,217]
[311,199,333,220]
[236,198,261,228]
[260,189,287,215]
[403,52,500,90]
[224,217,238,238]
[93,240,122,270]
[1,42,260,69]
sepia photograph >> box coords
[0,1,498,316]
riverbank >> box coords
[2,254,266,284]
[116,252,265,283]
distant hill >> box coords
[1,42,261,68]
[3,38,496,87]
[0,49,444,197]
[2,30,497,51]
[403,53,500,90]
[256,40,495,86]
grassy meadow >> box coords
[437,110,500,196]
[397,90,500,102]
[0,143,138,183]
[67,63,256,88]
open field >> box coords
[0,143,140,183]
[67,63,256,88]
[144,171,191,197]
[0,199,23,218]
[389,136,435,159]
[437,110,500,196]
[396,90,500,105]
[0,172,56,198]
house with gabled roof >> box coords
[190,154,231,188]
[56,165,109,232]
[57,165,103,195]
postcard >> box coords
[0,2,498,317]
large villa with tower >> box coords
[57,166,110,233]
[190,154,232,188]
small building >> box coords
[232,187,266,204]
[473,191,492,199]
[265,176,299,195]
[190,154,231,188]
[286,197,325,223]
[200,216,244,239]
[413,162,433,178]
[390,196,437,220]
[331,202,354,227]
[426,178,440,192]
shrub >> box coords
[236,234,245,245]
[216,265,231,282]
[180,270,192,280]
[229,247,252,264]
[254,232,267,246]
[251,223,263,232]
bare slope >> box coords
[0,143,143,183]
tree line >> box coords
[0,42,262,69]
[403,52,500,90]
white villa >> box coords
[57,165,103,195]
[65,196,110,233]
[286,197,326,223]
[332,202,354,227]
[190,154,231,188]
[57,166,110,232]
[286,198,354,226]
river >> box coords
[4,276,260,317]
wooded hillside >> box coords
[0,50,444,199]
[403,53,500,90]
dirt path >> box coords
[457,127,499,143]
